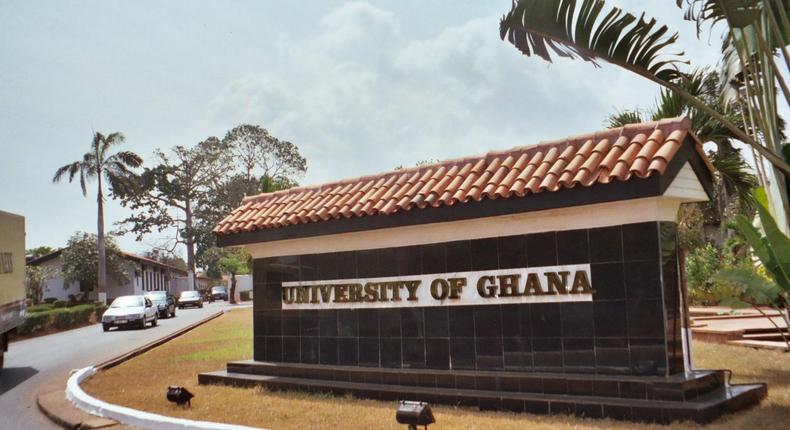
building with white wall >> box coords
[27,249,205,302]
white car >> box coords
[102,295,158,331]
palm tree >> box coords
[53,132,142,303]
[498,0,790,231]
[605,69,759,221]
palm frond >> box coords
[500,0,686,81]
[677,0,762,34]
[605,109,643,128]
[79,169,87,196]
[92,132,104,155]
[102,132,126,155]
[52,161,80,183]
[108,150,143,168]
[711,150,760,211]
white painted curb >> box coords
[66,366,266,430]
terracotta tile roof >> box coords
[215,117,706,235]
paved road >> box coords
[0,302,235,430]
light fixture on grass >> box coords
[166,385,194,407]
[395,400,435,430]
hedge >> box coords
[17,303,105,335]
[239,290,252,302]
[26,303,55,313]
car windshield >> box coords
[180,291,199,299]
[110,296,144,308]
[146,292,167,302]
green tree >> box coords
[194,124,306,269]
[27,246,55,259]
[25,265,56,304]
[53,132,142,303]
[499,0,790,230]
[115,137,227,290]
[214,247,250,305]
[60,232,129,297]
[222,124,306,196]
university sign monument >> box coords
[200,118,765,423]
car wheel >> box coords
[140,318,147,330]
[199,303,203,308]
[171,308,176,318]
[102,324,110,332]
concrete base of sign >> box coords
[199,361,766,424]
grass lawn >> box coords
[82,308,789,429]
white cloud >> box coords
[207,2,688,187]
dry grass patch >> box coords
[83,308,789,429]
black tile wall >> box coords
[445,240,472,272]
[526,232,557,266]
[253,222,679,376]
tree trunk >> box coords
[185,201,196,292]
[229,273,237,304]
[97,172,107,305]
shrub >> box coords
[17,304,104,335]
[43,297,57,304]
[239,290,252,302]
[50,308,75,329]
[686,243,754,305]
[17,312,50,334]
[26,304,54,313]
[52,300,67,308]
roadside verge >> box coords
[37,309,233,430]
[67,367,261,430]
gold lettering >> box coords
[363,282,379,302]
[282,287,294,304]
[524,273,543,295]
[310,285,320,304]
[430,278,449,300]
[477,276,496,298]
[448,277,466,299]
[570,271,593,294]
[334,284,349,302]
[349,283,363,302]
[378,283,388,302]
[403,281,420,301]
[390,282,402,301]
[319,285,333,303]
[296,286,309,303]
[497,274,521,297]
[545,271,570,295]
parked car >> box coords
[102,295,157,331]
[210,286,228,301]
[178,290,203,309]
[145,291,176,319]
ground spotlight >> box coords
[166,385,194,407]
[395,400,435,430]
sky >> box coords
[0,1,726,258]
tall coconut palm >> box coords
[53,132,142,303]
[499,0,790,231]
